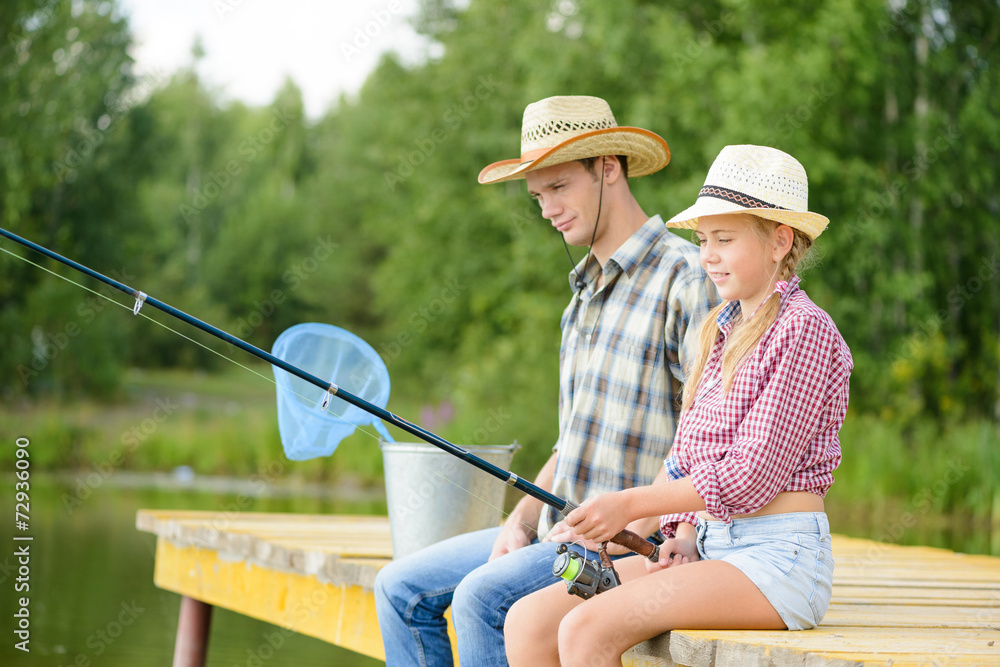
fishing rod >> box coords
[0,226,660,570]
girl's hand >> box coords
[564,493,631,544]
[645,532,700,573]
[543,520,607,553]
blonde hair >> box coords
[681,215,813,413]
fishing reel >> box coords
[552,543,620,599]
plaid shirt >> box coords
[541,215,718,537]
[659,276,853,536]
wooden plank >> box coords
[834,561,1000,575]
[136,510,395,552]
[137,512,392,537]
[139,510,344,530]
[822,607,994,629]
[667,627,1000,667]
[804,652,994,666]
[623,631,676,667]
[836,553,1000,567]
[829,595,998,607]
[832,585,1000,601]
[834,578,1000,592]
[834,567,1000,580]
[137,510,395,578]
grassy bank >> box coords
[835,414,1000,518]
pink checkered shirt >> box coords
[659,276,853,536]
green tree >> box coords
[0,0,141,397]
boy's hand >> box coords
[489,519,535,561]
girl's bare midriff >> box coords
[697,491,823,521]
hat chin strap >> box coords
[565,156,606,293]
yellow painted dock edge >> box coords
[152,539,460,663]
[142,512,1000,666]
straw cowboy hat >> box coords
[666,145,829,240]
[478,96,670,184]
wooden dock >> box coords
[136,510,1000,666]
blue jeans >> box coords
[375,527,587,666]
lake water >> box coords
[1,471,996,667]
[0,472,385,667]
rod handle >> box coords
[609,529,659,562]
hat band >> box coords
[699,185,789,211]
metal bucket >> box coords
[380,441,519,560]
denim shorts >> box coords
[696,512,834,630]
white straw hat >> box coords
[478,96,670,184]
[666,145,829,240]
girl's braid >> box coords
[779,230,811,282]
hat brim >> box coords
[478,127,670,184]
[665,196,829,240]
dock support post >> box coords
[173,596,213,667]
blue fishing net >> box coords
[271,323,393,461]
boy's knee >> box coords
[374,560,405,607]
[450,576,481,616]
[452,565,503,621]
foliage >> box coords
[833,411,1000,519]
[1,0,138,397]
[1,0,998,487]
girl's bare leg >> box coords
[557,556,785,667]
[505,576,585,667]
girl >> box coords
[504,145,853,667]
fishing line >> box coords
[1,243,521,520]
[0,226,661,562]
[2,240,526,529]
[0,243,385,446]
[570,539,591,588]
[424,466,542,537]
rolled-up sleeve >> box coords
[658,455,699,538]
